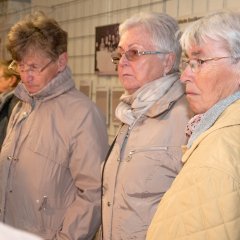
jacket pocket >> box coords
[37,193,74,235]
[123,146,183,196]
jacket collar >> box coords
[15,66,74,104]
[182,99,240,163]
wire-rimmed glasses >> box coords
[8,59,53,74]
[181,56,232,73]
[111,48,170,64]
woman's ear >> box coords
[57,52,68,72]
[164,53,176,75]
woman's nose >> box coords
[118,53,129,66]
[180,66,193,83]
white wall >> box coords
[1,0,240,141]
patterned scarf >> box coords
[185,114,204,138]
[115,73,179,126]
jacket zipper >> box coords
[126,146,168,161]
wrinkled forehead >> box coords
[181,33,206,52]
[20,47,49,62]
[182,36,228,58]
[182,43,204,58]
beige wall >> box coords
[0,0,240,141]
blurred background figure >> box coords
[0,11,108,240]
[0,59,20,149]
[101,12,190,240]
[147,10,240,240]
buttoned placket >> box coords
[1,109,30,221]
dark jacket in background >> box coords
[0,91,19,149]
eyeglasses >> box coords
[181,56,232,73]
[111,48,170,64]
[8,59,53,75]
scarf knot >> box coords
[115,73,179,126]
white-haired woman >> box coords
[147,11,240,240]
[101,12,190,240]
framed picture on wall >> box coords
[95,23,119,75]
[111,88,123,125]
[95,87,109,125]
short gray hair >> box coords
[180,11,240,61]
[119,12,182,72]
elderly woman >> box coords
[0,11,109,240]
[101,12,190,240]
[147,11,240,240]
[0,59,20,149]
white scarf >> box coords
[115,73,179,126]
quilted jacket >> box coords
[147,99,240,240]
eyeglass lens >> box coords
[11,60,52,74]
[111,49,140,64]
[181,59,198,73]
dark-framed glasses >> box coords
[8,59,53,74]
[111,48,170,64]
[181,56,232,73]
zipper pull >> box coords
[38,196,48,211]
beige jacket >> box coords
[0,67,109,240]
[101,80,190,240]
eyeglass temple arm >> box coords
[141,50,170,55]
